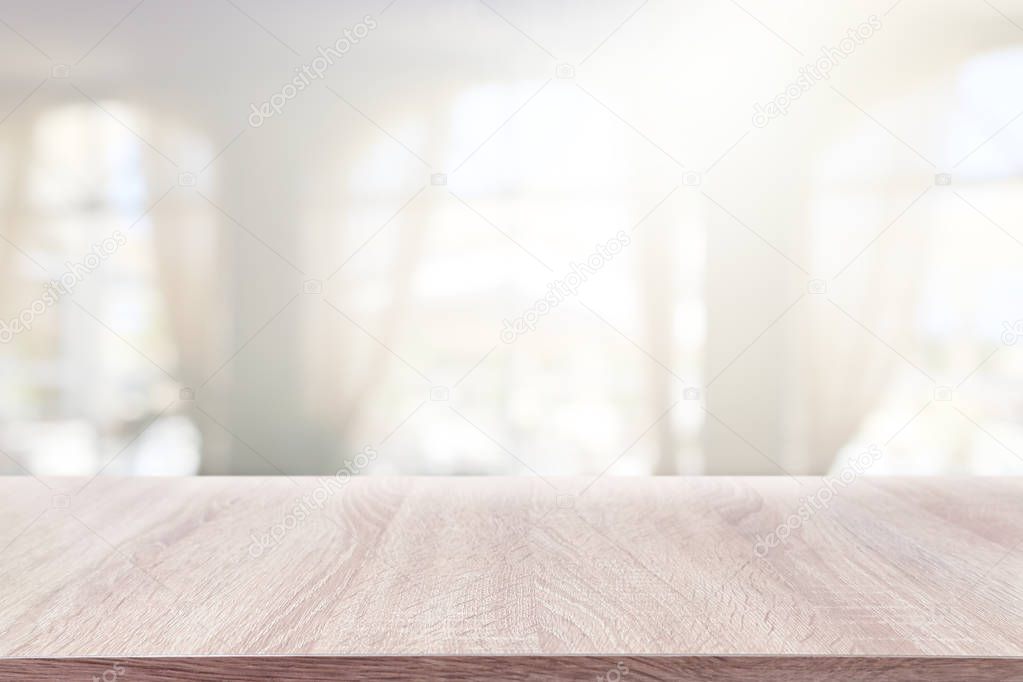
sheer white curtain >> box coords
[795,49,1023,474]
[0,118,34,475]
[796,187,929,473]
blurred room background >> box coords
[1,0,1022,477]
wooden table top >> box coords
[0,476,1020,680]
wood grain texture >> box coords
[0,656,1021,681]
[0,476,1020,679]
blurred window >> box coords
[333,81,706,475]
[0,103,196,475]
[821,48,1023,474]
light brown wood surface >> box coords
[0,476,1020,680]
